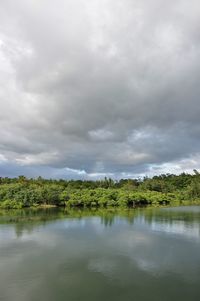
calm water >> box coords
[0,206,200,301]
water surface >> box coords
[0,206,200,301]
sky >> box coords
[0,0,200,179]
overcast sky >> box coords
[0,0,200,179]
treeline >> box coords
[1,171,200,209]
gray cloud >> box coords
[0,0,200,178]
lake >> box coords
[0,206,200,301]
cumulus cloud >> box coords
[0,0,200,178]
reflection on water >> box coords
[0,206,200,301]
[150,220,200,239]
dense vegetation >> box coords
[1,171,200,209]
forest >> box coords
[1,171,200,209]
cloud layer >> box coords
[0,0,200,178]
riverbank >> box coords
[1,198,200,210]
[1,173,200,209]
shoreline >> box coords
[1,200,200,211]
